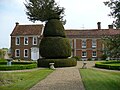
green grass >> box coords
[0,69,53,90]
[0,59,6,62]
[80,69,120,90]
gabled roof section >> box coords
[65,29,120,38]
[10,23,43,36]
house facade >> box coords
[10,22,43,60]
[10,22,120,60]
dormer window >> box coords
[33,37,37,45]
[24,37,28,45]
[16,37,20,45]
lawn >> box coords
[0,69,53,90]
[80,69,120,90]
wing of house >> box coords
[10,22,43,60]
[65,23,120,60]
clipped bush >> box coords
[73,56,81,61]
[40,37,71,58]
[43,19,66,37]
[95,61,120,70]
[88,58,92,61]
[37,58,77,67]
[0,62,37,71]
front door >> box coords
[31,47,39,60]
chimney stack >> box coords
[97,22,101,30]
[16,22,19,26]
[108,25,113,29]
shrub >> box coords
[43,19,66,37]
[88,58,92,61]
[95,61,120,70]
[0,62,37,71]
[73,56,81,61]
[40,37,71,58]
[37,58,77,67]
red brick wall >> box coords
[76,39,81,49]
[11,36,39,60]
[74,38,103,60]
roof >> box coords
[10,23,120,38]
[65,29,120,38]
[10,23,43,36]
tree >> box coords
[39,19,71,59]
[25,0,71,59]
[25,0,65,23]
[103,35,120,59]
[104,0,120,28]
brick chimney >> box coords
[108,25,113,29]
[97,22,101,30]
[16,22,19,26]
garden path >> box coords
[30,67,85,90]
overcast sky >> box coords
[0,0,114,48]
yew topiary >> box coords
[40,37,71,58]
[43,19,66,37]
[39,19,71,59]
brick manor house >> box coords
[10,22,120,60]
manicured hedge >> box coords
[0,62,37,71]
[37,58,77,67]
[95,61,120,70]
[43,19,66,37]
[39,37,71,59]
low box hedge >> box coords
[95,61,120,70]
[37,58,77,67]
[0,62,37,71]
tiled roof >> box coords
[65,29,120,38]
[10,24,43,36]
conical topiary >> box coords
[39,19,71,59]
[25,0,76,67]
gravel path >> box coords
[30,67,85,90]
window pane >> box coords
[33,37,37,45]
[24,37,28,45]
[82,51,87,57]
[24,49,28,57]
[16,49,20,57]
[16,37,20,45]
[92,51,97,57]
[82,39,86,48]
[92,39,96,48]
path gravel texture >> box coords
[30,67,85,90]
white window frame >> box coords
[92,39,96,48]
[82,39,86,48]
[24,49,29,57]
[16,37,20,45]
[33,37,37,45]
[24,37,28,45]
[82,51,87,57]
[92,51,97,57]
[15,49,20,57]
